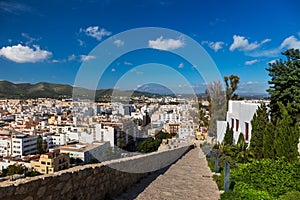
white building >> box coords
[217,100,269,144]
[58,142,110,163]
[11,134,38,156]
[94,124,114,147]
[178,121,198,139]
[45,124,115,148]
[159,112,181,123]
[0,135,11,157]
[0,158,31,171]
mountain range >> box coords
[0,81,165,99]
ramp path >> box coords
[115,148,220,200]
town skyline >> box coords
[0,0,300,95]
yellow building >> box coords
[30,149,70,174]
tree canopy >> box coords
[266,49,300,121]
[224,75,240,101]
[250,103,268,159]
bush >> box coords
[278,191,300,200]
[231,159,300,198]
[137,130,173,153]
[221,182,274,200]
[213,173,224,190]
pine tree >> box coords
[266,49,300,121]
[274,102,299,161]
[262,121,275,159]
[223,122,233,145]
[237,133,245,144]
[250,103,268,159]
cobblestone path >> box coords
[115,148,220,200]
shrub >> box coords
[231,159,300,198]
[221,182,274,200]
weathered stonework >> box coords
[0,145,191,200]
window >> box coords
[231,118,234,129]
[245,122,249,141]
[47,162,50,165]
[41,161,46,165]
[236,119,239,132]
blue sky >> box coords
[0,0,300,94]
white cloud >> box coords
[247,35,300,58]
[114,39,124,47]
[246,81,259,85]
[0,44,52,63]
[124,61,132,65]
[280,35,300,49]
[52,58,67,63]
[148,36,184,50]
[0,1,32,14]
[268,59,277,65]
[68,54,76,61]
[80,55,96,62]
[21,33,40,45]
[206,41,224,52]
[77,39,85,46]
[245,59,258,65]
[230,35,271,51]
[210,41,224,52]
[178,63,184,68]
[80,26,111,41]
[52,59,60,63]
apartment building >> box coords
[58,142,110,163]
[217,100,269,144]
[30,149,70,174]
[0,134,11,157]
[11,134,38,156]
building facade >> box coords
[217,100,269,144]
[30,149,70,174]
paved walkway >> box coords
[115,148,220,200]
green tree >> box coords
[274,102,299,161]
[249,103,268,159]
[224,75,240,110]
[137,130,173,153]
[223,123,233,145]
[266,49,300,121]
[137,137,159,153]
[36,135,46,154]
[6,164,26,176]
[117,137,126,149]
[263,121,275,159]
[237,133,245,144]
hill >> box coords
[0,81,165,99]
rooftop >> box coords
[58,142,107,152]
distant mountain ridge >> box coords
[0,80,268,99]
[0,81,164,99]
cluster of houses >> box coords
[0,97,206,176]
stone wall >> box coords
[0,145,191,200]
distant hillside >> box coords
[0,81,73,98]
[0,81,165,99]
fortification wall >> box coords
[0,145,191,200]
